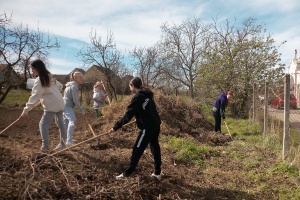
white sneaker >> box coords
[116,173,125,180]
[54,144,66,151]
[151,173,161,181]
[66,141,76,146]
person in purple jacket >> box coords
[212,91,233,133]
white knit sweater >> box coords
[22,76,64,115]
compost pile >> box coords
[0,91,234,199]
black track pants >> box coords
[214,114,222,133]
[124,127,161,176]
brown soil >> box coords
[0,92,290,199]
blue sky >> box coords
[1,0,300,74]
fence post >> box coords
[283,74,290,160]
[263,82,268,139]
[252,83,256,122]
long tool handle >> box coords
[84,116,96,137]
[50,120,136,156]
[0,102,41,135]
[224,120,232,138]
[101,81,111,106]
[0,118,20,135]
[50,130,110,156]
[106,95,111,106]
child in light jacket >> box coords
[63,71,85,145]
[93,81,107,118]
[19,59,66,152]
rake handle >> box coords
[84,116,96,137]
[224,120,232,138]
[50,130,111,156]
[0,118,20,135]
[0,102,41,135]
[50,120,136,156]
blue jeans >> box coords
[39,111,66,148]
[63,106,76,144]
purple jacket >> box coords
[213,93,227,117]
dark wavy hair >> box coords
[129,77,142,89]
[31,59,50,87]
[129,77,151,92]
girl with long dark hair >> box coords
[19,59,66,152]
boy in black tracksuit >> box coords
[109,77,162,180]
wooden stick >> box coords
[49,120,136,156]
[84,116,96,137]
[101,80,111,106]
[50,130,110,156]
[106,95,111,106]
[224,120,232,138]
[0,118,20,135]
[0,102,41,135]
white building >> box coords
[288,49,300,106]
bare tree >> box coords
[131,46,161,88]
[158,17,211,98]
[0,13,60,104]
[77,30,123,101]
[0,12,11,28]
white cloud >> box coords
[2,0,300,70]
[47,57,81,74]
[274,28,300,66]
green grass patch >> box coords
[258,134,282,153]
[222,118,261,136]
[269,161,299,177]
[2,90,31,107]
[163,136,220,165]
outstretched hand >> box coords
[109,128,115,133]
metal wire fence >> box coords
[252,74,300,160]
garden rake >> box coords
[224,120,232,139]
[50,120,136,157]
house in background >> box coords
[53,68,86,87]
[288,49,300,107]
[83,65,129,95]
[28,65,133,97]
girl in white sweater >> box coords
[19,59,66,152]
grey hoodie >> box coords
[63,81,84,113]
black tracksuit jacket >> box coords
[113,89,161,131]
